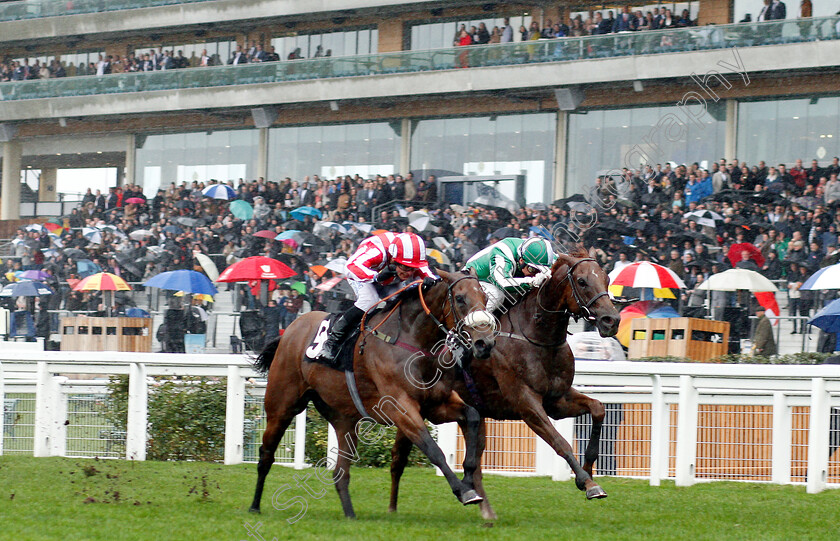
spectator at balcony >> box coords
[199,49,211,67]
[592,12,612,35]
[247,40,258,59]
[265,46,280,62]
[801,0,812,18]
[661,9,675,28]
[229,46,248,65]
[312,45,324,59]
[161,51,175,70]
[501,17,513,43]
[541,19,555,39]
[489,26,501,44]
[453,24,467,46]
[613,6,636,33]
[676,9,694,27]
[570,17,587,36]
[174,50,188,69]
[287,47,302,60]
[476,22,491,44]
[769,0,787,19]
[528,21,541,40]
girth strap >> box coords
[370,329,440,358]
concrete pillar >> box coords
[1,140,22,220]
[553,111,568,199]
[725,99,738,162]
[256,128,269,181]
[399,118,411,176]
[124,134,136,186]
[39,168,58,202]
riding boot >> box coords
[316,306,365,363]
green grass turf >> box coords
[1,455,839,540]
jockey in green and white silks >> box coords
[464,237,556,312]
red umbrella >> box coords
[125,197,145,205]
[728,243,765,268]
[217,256,296,282]
[608,261,686,289]
[253,230,278,240]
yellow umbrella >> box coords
[174,291,215,303]
[609,285,676,300]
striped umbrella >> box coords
[202,184,236,200]
[608,261,687,290]
[801,263,840,290]
[72,272,131,292]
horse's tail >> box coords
[254,336,282,375]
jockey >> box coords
[315,231,438,362]
[464,237,555,312]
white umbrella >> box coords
[129,229,153,241]
[800,263,840,290]
[193,252,219,281]
[82,227,102,245]
[696,268,778,292]
[325,258,347,274]
[685,210,724,228]
[433,237,451,250]
[408,210,430,232]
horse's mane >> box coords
[551,244,590,273]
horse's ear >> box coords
[436,268,452,282]
[588,246,598,260]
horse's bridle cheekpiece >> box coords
[540,257,609,322]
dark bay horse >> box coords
[389,248,620,519]
[249,269,497,518]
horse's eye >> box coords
[577,277,587,287]
[455,295,466,304]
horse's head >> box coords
[426,269,496,360]
[551,247,619,337]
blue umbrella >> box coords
[276,230,301,240]
[202,184,236,200]
[76,259,101,277]
[290,206,322,221]
[144,269,218,295]
[808,298,840,334]
[162,225,183,235]
[230,200,254,220]
[0,281,54,297]
[125,307,151,318]
[801,263,840,291]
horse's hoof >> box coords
[586,486,608,500]
[460,489,484,505]
[248,506,261,513]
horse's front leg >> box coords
[517,387,607,500]
[545,387,605,477]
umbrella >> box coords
[276,254,308,277]
[17,269,51,281]
[309,265,328,278]
[608,262,687,290]
[125,197,145,205]
[616,301,680,347]
[73,272,131,292]
[608,285,676,300]
[114,253,145,278]
[194,252,220,281]
[25,224,46,233]
[43,222,64,235]
[325,258,347,274]
[801,263,840,290]
[529,226,553,240]
[408,211,430,232]
[696,269,777,292]
[63,248,87,259]
[76,259,101,277]
[280,238,299,249]
[202,184,236,200]
[254,230,279,240]
[129,229,154,240]
[727,243,765,268]
[275,230,301,240]
[0,281,54,297]
[162,225,183,235]
[125,307,151,318]
[174,291,215,303]
[313,222,346,238]
[290,206,322,221]
[176,217,199,227]
[808,298,840,334]
[82,227,102,245]
[289,281,307,295]
[491,227,520,240]
[230,200,254,220]
[427,249,451,267]
[685,210,724,228]
[144,269,218,295]
[175,200,194,209]
[217,256,297,282]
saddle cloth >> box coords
[303,314,359,371]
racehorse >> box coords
[388,247,620,520]
[249,269,497,519]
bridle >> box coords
[537,257,610,322]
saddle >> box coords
[303,313,360,371]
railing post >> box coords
[51,376,67,457]
[535,423,555,477]
[327,423,338,468]
[675,375,698,487]
[0,361,4,456]
[126,362,147,461]
[34,362,53,457]
[551,418,574,481]
[435,422,458,474]
[771,391,792,484]
[649,375,668,486]
[224,364,245,465]
[293,409,307,470]
[806,377,830,494]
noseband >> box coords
[538,257,610,322]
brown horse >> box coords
[249,269,497,518]
[389,248,620,519]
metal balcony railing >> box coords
[1,17,838,103]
